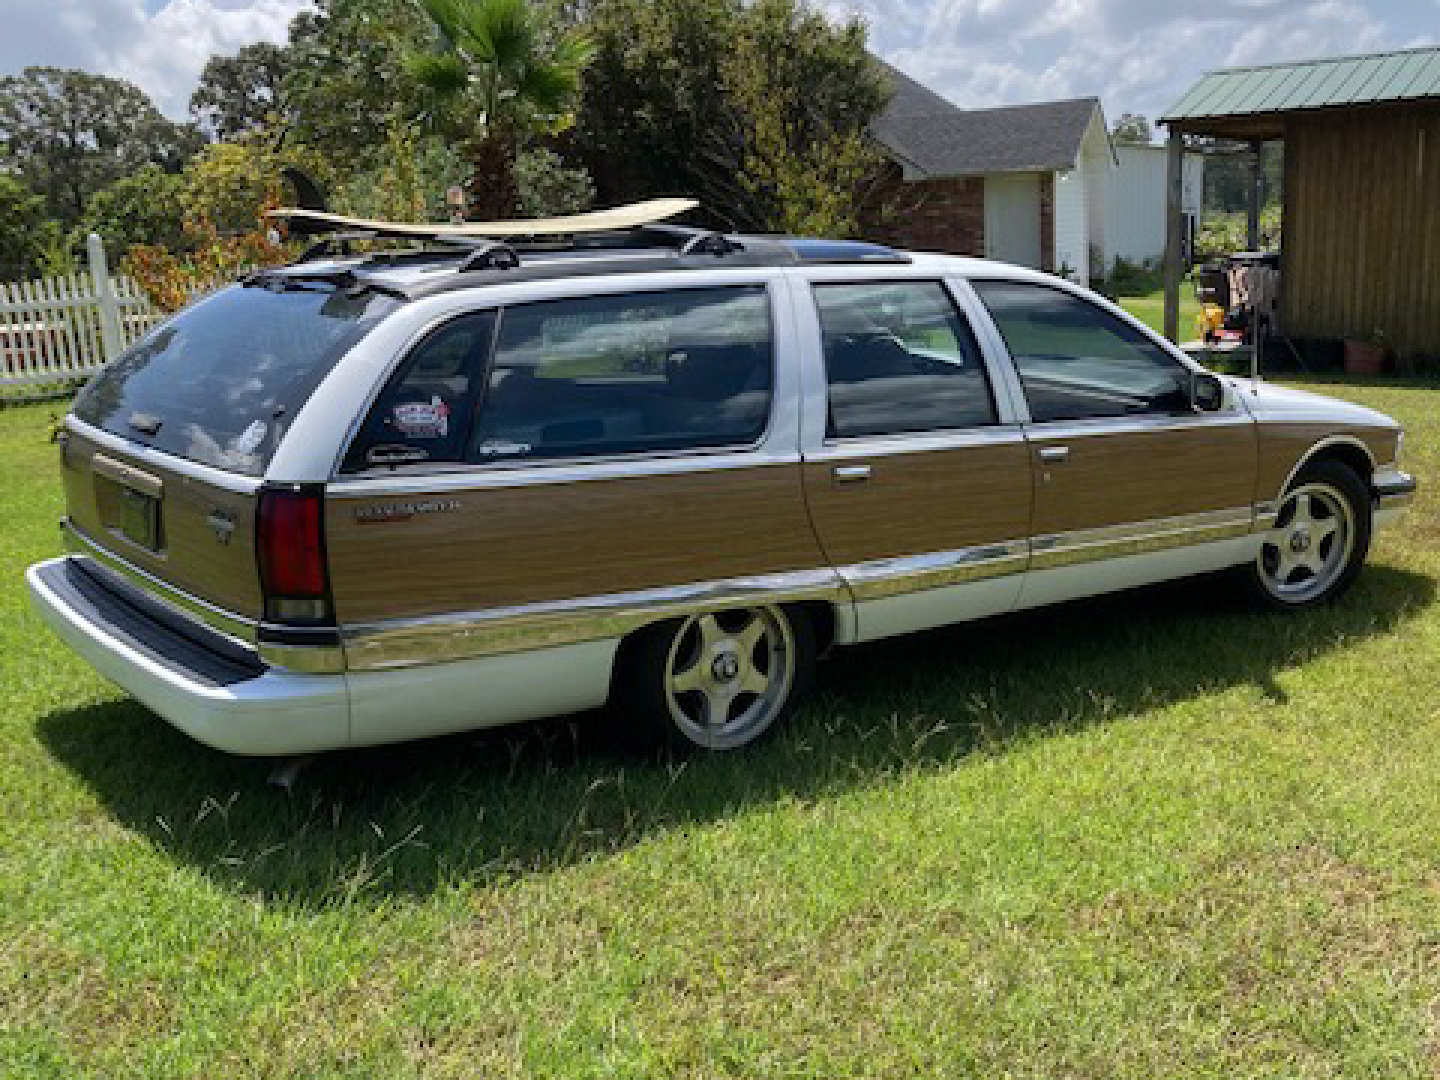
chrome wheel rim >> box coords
[1258,482,1354,603]
[663,607,794,749]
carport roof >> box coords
[1163,45,1440,126]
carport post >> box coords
[1247,140,1263,249]
[1163,128,1183,343]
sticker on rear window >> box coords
[392,396,450,439]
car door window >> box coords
[470,286,772,461]
[813,281,996,438]
[972,280,1189,423]
[343,311,496,471]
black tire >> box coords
[612,604,816,751]
[1246,457,1371,608]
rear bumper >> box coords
[27,556,349,756]
[1373,466,1416,531]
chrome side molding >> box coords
[1030,507,1254,570]
[342,566,849,671]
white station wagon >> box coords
[27,204,1415,755]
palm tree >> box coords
[407,0,592,220]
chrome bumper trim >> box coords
[342,566,849,671]
[26,557,350,756]
[63,518,258,648]
[1373,466,1415,529]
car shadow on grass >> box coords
[37,564,1434,910]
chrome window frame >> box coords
[963,276,1209,428]
[268,266,800,486]
[803,276,1005,442]
[788,265,1028,460]
[319,270,805,498]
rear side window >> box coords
[343,312,496,471]
[73,282,396,476]
[971,280,1188,422]
[469,286,772,461]
[814,281,996,438]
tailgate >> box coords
[62,422,264,625]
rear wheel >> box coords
[1250,459,1371,607]
[615,605,815,750]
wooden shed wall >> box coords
[1282,102,1440,357]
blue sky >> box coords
[1,0,1436,125]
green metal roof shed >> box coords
[1164,46,1440,137]
[1158,47,1440,358]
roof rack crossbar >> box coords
[631,223,745,257]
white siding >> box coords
[1080,112,1112,283]
[1053,167,1089,285]
[1103,145,1206,269]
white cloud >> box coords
[841,0,1434,125]
[0,0,306,120]
[4,0,1436,128]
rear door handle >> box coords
[832,464,871,483]
[1037,446,1070,465]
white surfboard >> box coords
[266,198,700,239]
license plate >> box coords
[119,486,160,551]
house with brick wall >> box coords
[863,63,1120,287]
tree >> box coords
[718,0,886,235]
[405,0,594,219]
[575,0,736,215]
[76,166,189,261]
[1111,112,1152,146]
[284,0,433,176]
[0,174,56,279]
[575,0,888,235]
[0,67,202,225]
[190,42,290,141]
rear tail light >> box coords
[257,486,332,624]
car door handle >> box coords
[832,464,871,483]
[1037,446,1070,465]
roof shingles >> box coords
[870,62,1103,178]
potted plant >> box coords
[1344,330,1388,376]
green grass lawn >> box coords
[1118,285,1203,339]
[3,382,1439,1077]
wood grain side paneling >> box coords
[1283,103,1440,357]
[1029,419,1258,537]
[1255,423,1396,502]
[802,440,1032,566]
[62,428,263,617]
[326,462,828,624]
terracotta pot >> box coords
[1343,338,1386,376]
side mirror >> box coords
[1190,371,1225,413]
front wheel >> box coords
[1249,459,1371,607]
[614,605,816,751]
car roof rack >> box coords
[264,201,912,300]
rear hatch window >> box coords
[73,281,397,476]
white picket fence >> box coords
[0,234,219,399]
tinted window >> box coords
[469,286,772,461]
[972,280,1188,423]
[343,312,495,471]
[73,282,396,476]
[814,281,996,438]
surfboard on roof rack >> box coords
[266,197,700,239]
